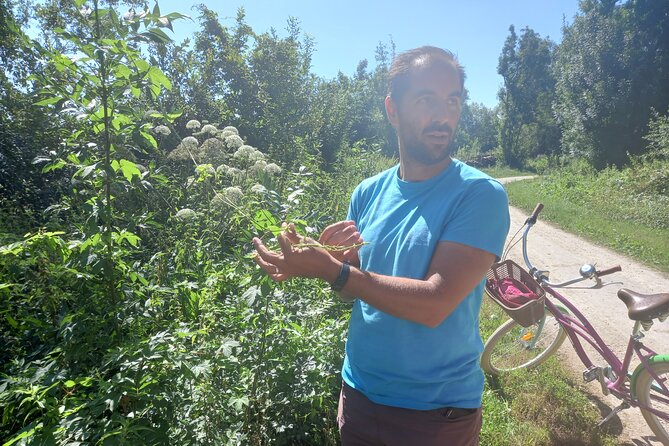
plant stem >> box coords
[93,0,119,338]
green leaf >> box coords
[228,395,249,412]
[34,97,62,106]
[241,285,261,306]
[3,421,42,446]
[43,159,67,173]
[75,163,98,179]
[119,159,141,181]
[5,314,19,329]
[253,209,278,233]
[219,338,240,357]
[147,66,172,90]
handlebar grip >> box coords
[597,265,622,277]
[527,203,544,224]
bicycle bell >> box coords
[579,264,596,278]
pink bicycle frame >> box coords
[541,286,669,420]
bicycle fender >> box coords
[630,354,669,399]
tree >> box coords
[553,0,669,168]
[497,25,560,168]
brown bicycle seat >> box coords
[617,288,669,320]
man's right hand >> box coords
[318,220,363,266]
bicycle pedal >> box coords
[583,367,600,383]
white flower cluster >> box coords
[153,125,171,136]
[225,134,244,150]
[186,119,201,130]
[211,186,244,210]
[264,163,282,175]
[175,208,197,220]
[247,160,267,177]
[200,124,218,135]
[250,184,267,194]
[200,138,227,165]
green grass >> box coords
[482,166,534,179]
[505,178,669,272]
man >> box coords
[253,46,509,446]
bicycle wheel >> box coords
[634,358,669,444]
[481,307,567,375]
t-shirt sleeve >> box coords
[439,179,510,260]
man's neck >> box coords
[398,156,453,182]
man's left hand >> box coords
[252,223,339,283]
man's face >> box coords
[389,58,463,165]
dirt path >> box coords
[498,178,669,445]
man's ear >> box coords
[385,95,399,128]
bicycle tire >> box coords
[634,358,669,445]
[481,307,567,375]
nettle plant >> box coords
[28,0,187,333]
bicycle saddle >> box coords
[617,288,669,320]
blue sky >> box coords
[159,0,582,108]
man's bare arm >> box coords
[253,227,495,328]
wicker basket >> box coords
[485,260,546,327]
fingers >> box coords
[342,248,361,264]
[253,254,290,281]
[319,220,356,244]
[252,238,291,281]
[253,237,283,265]
[319,220,362,248]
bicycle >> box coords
[480,203,669,444]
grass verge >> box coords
[481,166,533,179]
[505,178,669,273]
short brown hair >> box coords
[387,46,465,101]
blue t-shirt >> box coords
[341,159,510,410]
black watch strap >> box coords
[330,262,351,292]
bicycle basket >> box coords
[485,260,546,327]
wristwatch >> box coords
[330,262,351,292]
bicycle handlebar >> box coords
[597,265,622,277]
[520,203,621,288]
[527,202,544,224]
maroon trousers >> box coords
[337,383,482,446]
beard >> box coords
[398,121,455,165]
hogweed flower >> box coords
[248,149,266,162]
[250,184,267,194]
[212,187,244,210]
[186,119,201,130]
[201,138,226,164]
[181,136,199,149]
[222,126,239,135]
[200,124,218,135]
[233,144,255,160]
[175,208,197,220]
[153,125,171,136]
[248,160,267,177]
[264,163,282,175]
[167,146,190,162]
[216,164,230,176]
[227,167,244,182]
[225,134,244,150]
